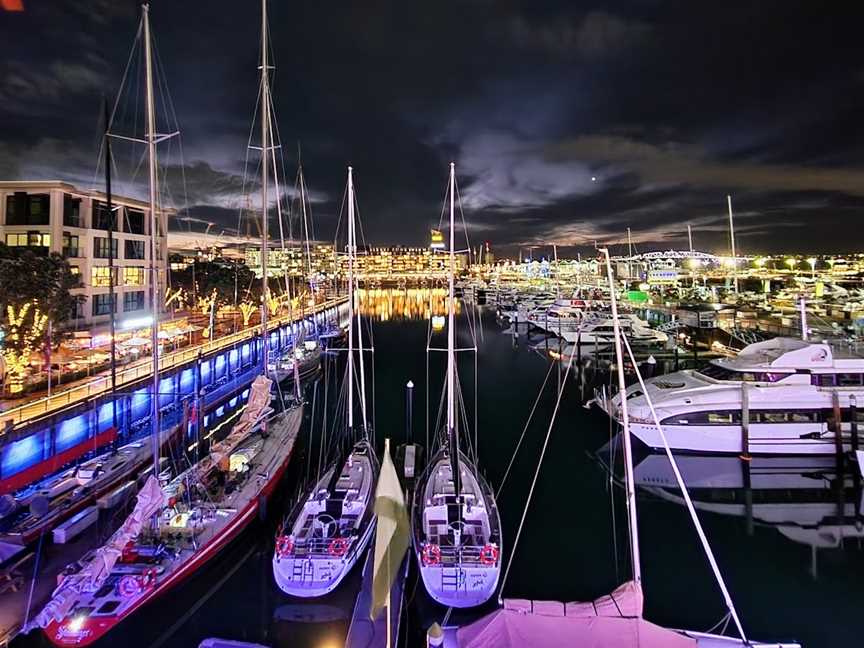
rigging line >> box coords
[332,182,348,253]
[609,386,620,583]
[268,116,291,299]
[474,341,478,460]
[498,338,577,602]
[496,359,555,497]
[237,81,263,241]
[619,332,748,643]
[318,351,330,482]
[22,530,46,629]
[149,540,258,648]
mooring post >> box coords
[406,380,414,443]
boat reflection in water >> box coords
[601,436,864,553]
[355,287,457,322]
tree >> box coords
[170,259,259,308]
[0,244,81,391]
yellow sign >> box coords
[430,229,445,250]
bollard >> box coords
[427,622,444,647]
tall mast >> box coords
[687,223,693,254]
[103,98,118,434]
[353,174,369,431]
[143,3,161,475]
[626,226,633,279]
[602,247,641,583]
[260,0,271,374]
[727,195,738,294]
[447,163,461,499]
[347,167,355,430]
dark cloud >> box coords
[1,1,863,256]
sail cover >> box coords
[34,475,166,628]
[201,374,273,474]
[457,582,696,648]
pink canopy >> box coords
[456,582,696,648]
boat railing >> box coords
[288,535,356,557]
[434,543,497,566]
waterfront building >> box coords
[0,181,171,328]
[245,243,460,281]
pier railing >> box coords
[0,297,347,431]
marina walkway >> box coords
[0,297,347,432]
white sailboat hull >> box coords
[417,562,500,609]
[412,452,501,609]
[273,518,374,598]
[273,441,379,598]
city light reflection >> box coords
[355,287,457,321]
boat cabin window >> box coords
[661,409,820,425]
[750,410,818,423]
[838,373,864,386]
[813,373,864,387]
[626,390,643,400]
[661,410,741,425]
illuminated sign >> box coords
[430,229,445,250]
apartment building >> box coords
[0,181,170,327]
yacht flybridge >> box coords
[272,167,380,597]
[597,336,864,455]
[412,164,502,608]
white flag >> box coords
[370,438,410,620]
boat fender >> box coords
[479,544,499,566]
[328,537,350,557]
[421,543,441,566]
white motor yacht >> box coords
[562,313,668,347]
[596,336,864,455]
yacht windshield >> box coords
[698,363,789,383]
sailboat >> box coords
[412,163,502,608]
[454,249,800,647]
[269,160,322,386]
[32,4,303,645]
[272,166,380,597]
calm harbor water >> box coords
[14,290,861,647]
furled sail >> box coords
[34,476,166,628]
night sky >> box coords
[2,1,864,257]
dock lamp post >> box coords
[807,257,817,279]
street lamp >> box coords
[785,258,797,272]
[807,257,817,279]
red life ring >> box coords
[275,535,294,557]
[118,575,142,598]
[328,537,350,557]
[421,543,441,566]
[479,544,499,566]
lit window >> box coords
[91,267,114,287]
[123,267,145,286]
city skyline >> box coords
[2,2,864,257]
